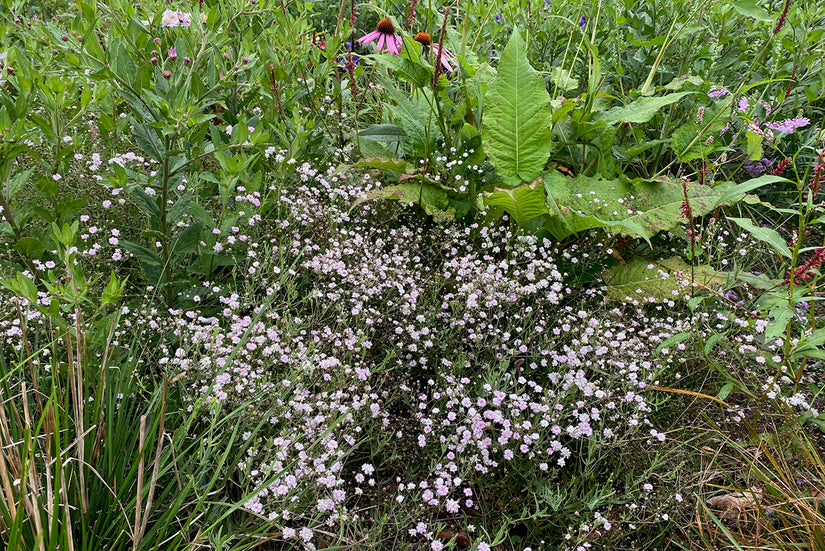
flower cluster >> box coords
[160,10,207,27]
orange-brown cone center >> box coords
[376,18,395,34]
[413,32,431,46]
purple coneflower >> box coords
[359,18,402,55]
[413,32,456,73]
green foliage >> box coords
[483,27,552,187]
[2,0,825,549]
[603,256,726,303]
[481,179,547,226]
[600,91,694,124]
[728,217,793,259]
[543,171,720,242]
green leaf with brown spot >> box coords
[603,257,727,303]
[543,171,720,242]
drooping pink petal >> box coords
[433,45,456,72]
[358,30,381,45]
[387,35,401,55]
[376,33,386,53]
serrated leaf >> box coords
[601,92,694,124]
[482,179,548,226]
[109,39,136,85]
[131,119,165,162]
[380,79,441,156]
[483,27,552,186]
[128,185,161,218]
[745,131,763,161]
[728,217,792,258]
[8,168,35,199]
[671,104,728,162]
[168,191,194,225]
[375,42,432,87]
[170,223,202,260]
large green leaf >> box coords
[481,179,548,226]
[603,257,726,303]
[543,171,720,241]
[483,27,552,186]
[359,124,409,142]
[732,0,772,21]
[353,182,455,221]
[600,92,694,124]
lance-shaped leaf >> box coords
[600,91,694,124]
[483,27,552,186]
[728,217,792,258]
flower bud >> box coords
[150,57,158,65]
[168,48,177,61]
[162,69,171,79]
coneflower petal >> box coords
[358,30,381,45]
[387,36,401,55]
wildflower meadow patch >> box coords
[1,0,825,550]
